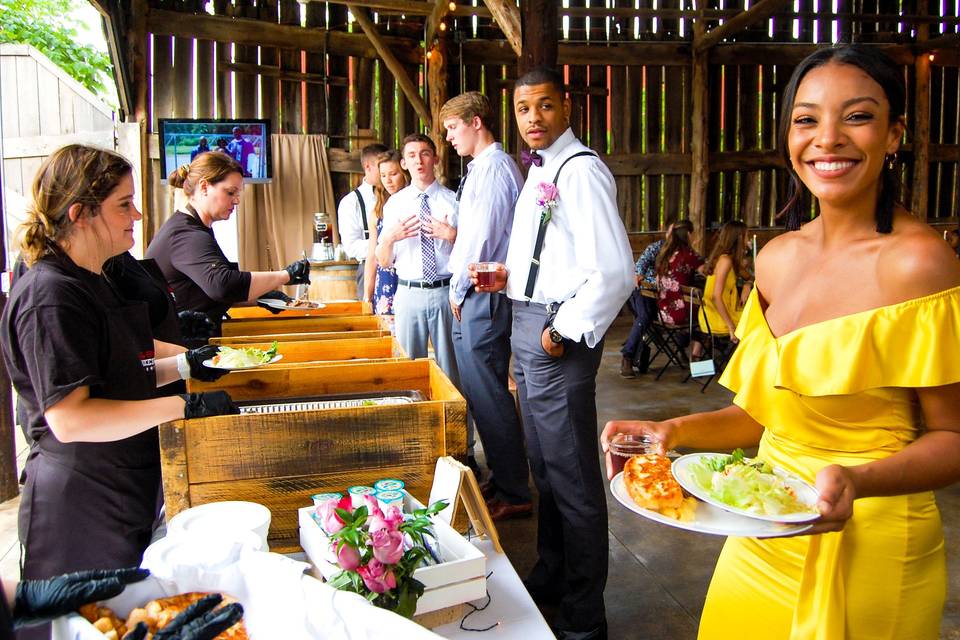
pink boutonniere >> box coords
[536,182,560,225]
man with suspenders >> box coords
[471,68,634,640]
[337,143,388,299]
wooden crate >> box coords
[226,300,371,319]
[219,314,387,337]
[188,337,407,379]
[160,359,467,552]
[211,329,390,345]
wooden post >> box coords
[348,4,432,128]
[519,0,557,73]
[688,16,709,254]
[0,133,19,500]
[482,0,522,58]
[911,22,930,219]
[428,36,449,185]
[131,0,152,243]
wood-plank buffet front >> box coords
[159,359,467,552]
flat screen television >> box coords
[158,118,272,183]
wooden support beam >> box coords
[301,0,490,18]
[426,0,454,53]
[347,4,431,127]
[915,31,960,53]
[695,0,791,53]
[520,0,558,73]
[483,0,522,58]
[911,21,931,218]
[220,61,349,86]
[428,36,449,185]
[688,17,709,254]
[0,136,19,502]
[147,9,422,64]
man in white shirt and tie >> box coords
[337,142,388,299]
[376,133,461,393]
[441,92,532,521]
[471,68,634,640]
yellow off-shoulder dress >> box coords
[698,268,741,335]
[698,286,960,640]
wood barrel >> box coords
[308,260,359,301]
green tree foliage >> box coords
[0,0,113,95]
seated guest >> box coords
[654,221,703,327]
[363,150,407,315]
[145,152,310,334]
[621,220,692,377]
[698,220,750,342]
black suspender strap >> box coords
[354,188,369,239]
[455,176,466,203]
[523,151,597,300]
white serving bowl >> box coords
[167,501,272,548]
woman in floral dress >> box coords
[363,151,408,315]
[654,223,703,326]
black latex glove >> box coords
[13,567,150,628]
[125,594,244,640]
[179,391,241,419]
[184,345,228,382]
[257,290,292,315]
[177,311,217,345]
[284,258,311,285]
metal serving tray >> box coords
[237,390,426,415]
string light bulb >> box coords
[929,53,935,62]
[439,21,447,31]
[426,49,433,59]
[448,1,456,10]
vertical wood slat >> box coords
[173,35,193,118]
[689,18,709,254]
[233,0,258,120]
[259,0,279,134]
[911,21,931,218]
[279,0,302,133]
[152,34,173,130]
[663,65,685,223]
[303,2,327,134]
[645,65,663,230]
[196,39,215,117]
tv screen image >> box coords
[158,118,272,183]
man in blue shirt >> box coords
[226,127,255,177]
[442,92,531,520]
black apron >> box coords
[19,298,162,580]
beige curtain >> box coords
[238,133,336,273]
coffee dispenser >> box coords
[312,212,335,261]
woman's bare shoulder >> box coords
[879,214,960,298]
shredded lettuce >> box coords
[690,449,816,516]
[212,341,279,368]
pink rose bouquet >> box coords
[316,494,448,618]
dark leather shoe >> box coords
[479,480,497,500]
[619,356,636,378]
[487,499,533,521]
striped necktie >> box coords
[418,193,438,282]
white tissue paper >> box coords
[52,544,440,640]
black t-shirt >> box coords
[145,210,251,325]
[0,252,145,441]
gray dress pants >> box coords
[452,290,531,504]
[511,301,608,635]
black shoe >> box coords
[555,622,607,640]
[619,356,636,378]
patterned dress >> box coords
[654,246,703,326]
[373,218,398,315]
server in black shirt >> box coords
[145,152,310,332]
[0,145,238,585]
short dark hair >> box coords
[513,67,565,98]
[777,45,905,233]
[361,143,389,162]
[401,133,437,155]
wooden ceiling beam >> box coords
[695,0,791,53]
[915,32,960,53]
[147,8,422,64]
[347,4,432,127]
[425,0,454,50]
[299,0,490,18]
[482,0,522,58]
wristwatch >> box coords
[547,323,565,345]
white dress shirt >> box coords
[337,180,377,261]
[448,143,523,305]
[504,128,635,347]
[379,180,458,281]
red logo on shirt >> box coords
[139,349,156,373]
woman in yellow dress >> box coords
[602,45,960,640]
[698,220,750,342]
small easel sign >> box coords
[428,456,503,553]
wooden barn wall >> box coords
[141,0,960,244]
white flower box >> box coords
[297,496,487,616]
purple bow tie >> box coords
[521,149,543,167]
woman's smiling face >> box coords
[787,61,904,210]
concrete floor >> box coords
[492,317,960,640]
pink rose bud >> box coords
[363,494,384,519]
[358,559,397,594]
[370,528,405,565]
[335,541,361,571]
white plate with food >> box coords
[202,342,283,370]
[671,450,820,524]
[257,297,326,310]
[611,471,812,537]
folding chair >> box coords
[682,287,737,393]
[639,283,692,380]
